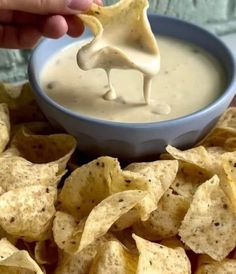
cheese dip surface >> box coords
[41,36,225,123]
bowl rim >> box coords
[28,14,236,129]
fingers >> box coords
[0,25,41,49]
[65,16,84,37]
[41,15,69,39]
[0,0,94,14]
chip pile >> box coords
[0,82,236,273]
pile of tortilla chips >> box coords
[0,81,236,274]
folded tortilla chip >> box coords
[77,0,160,75]
[133,234,191,274]
[0,238,43,273]
[179,175,236,261]
[89,240,137,274]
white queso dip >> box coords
[41,36,225,123]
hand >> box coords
[0,0,102,49]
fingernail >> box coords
[67,0,93,11]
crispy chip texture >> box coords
[166,145,212,171]
[179,175,236,261]
[0,129,76,192]
[54,235,115,274]
[195,259,236,274]
[0,156,62,192]
[11,129,76,170]
[53,211,84,254]
[220,152,236,210]
[133,234,191,274]
[171,162,209,200]
[0,103,10,154]
[59,156,158,224]
[0,238,43,273]
[58,157,116,219]
[0,185,57,241]
[133,189,190,241]
[79,190,148,252]
[89,240,137,274]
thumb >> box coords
[0,0,94,14]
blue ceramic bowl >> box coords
[28,15,236,161]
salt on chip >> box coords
[0,156,63,192]
[179,175,236,261]
[0,185,57,241]
[133,189,190,241]
[89,240,137,274]
[11,128,76,172]
[77,0,160,75]
[0,103,10,153]
[171,162,210,200]
[133,234,191,274]
[79,190,148,252]
[195,258,236,274]
[0,238,43,273]
[54,234,116,274]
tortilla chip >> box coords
[197,127,236,148]
[11,122,56,140]
[111,160,179,227]
[0,238,43,273]
[34,239,58,265]
[219,152,236,211]
[112,208,139,231]
[78,0,159,74]
[171,162,210,200]
[89,240,138,274]
[59,157,156,223]
[79,190,148,252]
[0,156,63,192]
[179,175,236,261]
[0,103,10,153]
[0,82,46,124]
[11,128,76,170]
[166,145,213,171]
[0,185,57,241]
[54,234,115,274]
[224,137,236,151]
[58,157,116,219]
[160,237,185,249]
[215,107,236,129]
[125,160,179,203]
[195,258,236,274]
[133,189,190,241]
[133,234,191,274]
[113,229,137,253]
[53,211,84,254]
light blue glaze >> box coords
[28,15,236,161]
